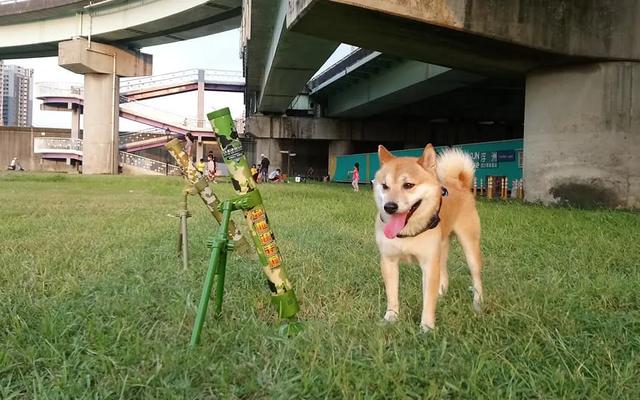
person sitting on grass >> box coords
[6,157,23,171]
[196,158,206,176]
[268,168,284,183]
[251,164,259,183]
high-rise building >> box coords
[0,60,34,127]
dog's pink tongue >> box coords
[384,212,408,239]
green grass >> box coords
[1,173,639,399]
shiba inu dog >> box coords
[374,144,483,331]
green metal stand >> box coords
[189,191,303,347]
[190,200,235,348]
[168,188,193,270]
[178,189,192,270]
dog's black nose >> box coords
[384,202,398,214]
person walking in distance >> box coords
[206,154,217,183]
[259,153,270,183]
[184,132,195,159]
[349,162,360,192]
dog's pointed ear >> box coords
[378,145,395,164]
[418,144,437,170]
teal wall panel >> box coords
[333,139,523,186]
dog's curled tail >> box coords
[436,148,475,190]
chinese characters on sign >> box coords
[470,151,498,169]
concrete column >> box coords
[524,62,640,208]
[58,37,152,175]
[83,73,119,174]
[71,105,81,140]
[197,69,205,128]
[328,140,352,179]
[196,139,204,162]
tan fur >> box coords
[374,144,483,331]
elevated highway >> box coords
[0,0,241,59]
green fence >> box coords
[333,139,523,186]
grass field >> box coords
[1,173,639,399]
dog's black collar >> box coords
[384,187,448,239]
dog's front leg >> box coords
[419,251,440,331]
[380,256,400,323]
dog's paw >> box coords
[473,300,482,313]
[419,323,434,333]
[469,286,483,313]
[383,310,399,323]
[438,284,448,297]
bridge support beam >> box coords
[524,62,640,208]
[58,37,152,174]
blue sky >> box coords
[6,29,353,131]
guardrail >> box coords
[308,48,379,92]
[33,137,82,155]
[36,82,84,98]
[36,69,244,99]
[119,101,206,130]
[119,128,167,145]
[121,69,244,93]
[119,151,181,175]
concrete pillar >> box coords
[524,62,640,208]
[328,140,352,179]
[197,69,205,128]
[71,105,81,140]
[196,139,204,162]
[58,37,152,175]
[83,73,119,174]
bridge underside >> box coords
[277,0,640,208]
[0,0,241,59]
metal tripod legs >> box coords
[190,201,234,347]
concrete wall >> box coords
[524,62,640,208]
[0,126,76,172]
[247,114,523,178]
[247,114,521,145]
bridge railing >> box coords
[36,69,244,99]
[308,48,380,92]
[119,151,181,175]
[203,69,244,85]
[119,100,205,130]
[119,128,167,145]
[121,69,244,93]
[33,137,83,155]
[36,82,84,98]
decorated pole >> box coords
[487,176,494,199]
[207,107,300,321]
[165,138,247,249]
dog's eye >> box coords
[381,183,389,190]
[403,182,415,190]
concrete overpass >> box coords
[0,0,241,59]
[37,68,245,161]
[241,0,337,114]
[243,0,639,208]
[0,0,241,174]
